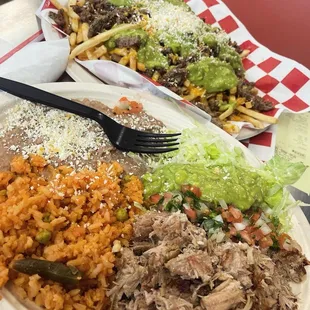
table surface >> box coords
[0,0,309,222]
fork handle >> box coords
[0,77,101,121]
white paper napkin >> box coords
[0,39,70,84]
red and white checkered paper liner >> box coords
[38,0,310,161]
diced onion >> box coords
[210,229,226,243]
[233,222,246,231]
[119,101,130,110]
[218,199,228,210]
[242,218,250,226]
[283,239,292,251]
[214,214,223,223]
[255,217,265,228]
[199,202,209,212]
[260,223,272,235]
[260,212,271,223]
[264,208,273,216]
[183,203,190,210]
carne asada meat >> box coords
[88,8,139,37]
[115,36,142,48]
[237,80,274,112]
[158,68,188,95]
[109,212,309,310]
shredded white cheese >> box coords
[0,100,110,165]
[135,0,229,46]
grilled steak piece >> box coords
[237,80,274,112]
[115,36,142,48]
[159,68,188,95]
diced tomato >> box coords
[119,97,129,102]
[150,194,162,204]
[244,225,256,234]
[251,212,261,223]
[164,192,173,199]
[129,101,143,113]
[240,231,254,245]
[221,211,235,223]
[184,207,197,222]
[228,206,243,223]
[114,97,143,114]
[278,233,292,250]
[259,235,273,249]
[251,228,265,241]
[181,184,202,198]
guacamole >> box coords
[143,163,268,211]
[162,34,196,57]
[187,57,238,93]
[105,29,148,50]
[137,38,169,69]
[108,0,132,6]
[219,45,243,71]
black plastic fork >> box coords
[0,77,180,153]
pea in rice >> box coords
[0,154,143,310]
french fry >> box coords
[229,115,243,122]
[137,62,146,72]
[223,123,240,134]
[236,106,278,124]
[112,48,128,56]
[245,101,253,109]
[238,113,264,129]
[152,71,160,82]
[77,25,83,44]
[184,94,198,101]
[69,32,77,47]
[219,106,234,120]
[94,45,107,58]
[236,97,246,106]
[229,86,237,95]
[77,0,85,6]
[68,0,80,19]
[77,52,88,61]
[129,49,137,71]
[100,54,111,60]
[82,23,89,42]
[184,79,190,87]
[69,24,140,59]
[119,55,130,66]
[50,0,66,10]
[240,49,250,58]
[70,18,79,33]
[86,49,97,60]
[129,54,137,71]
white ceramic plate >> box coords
[0,83,309,310]
[40,16,266,141]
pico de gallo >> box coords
[146,184,297,251]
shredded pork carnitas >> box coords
[108,212,309,310]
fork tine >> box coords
[137,132,181,138]
[135,142,179,148]
[136,137,179,143]
[132,147,179,154]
